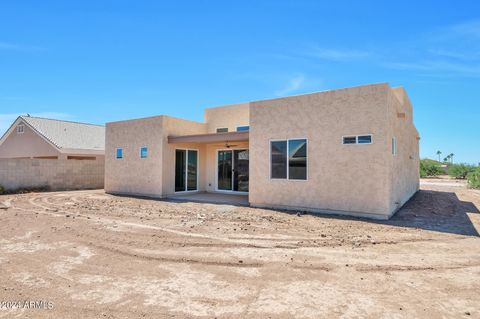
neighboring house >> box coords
[0,116,105,191]
[105,83,420,219]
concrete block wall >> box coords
[0,158,104,191]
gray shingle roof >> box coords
[20,116,105,151]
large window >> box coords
[175,149,198,192]
[270,139,307,180]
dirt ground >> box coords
[0,179,479,319]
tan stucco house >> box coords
[0,116,105,190]
[105,83,420,219]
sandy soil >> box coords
[0,180,479,318]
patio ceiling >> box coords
[168,131,249,144]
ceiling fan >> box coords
[224,142,238,148]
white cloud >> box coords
[305,47,373,61]
[274,75,306,96]
[0,112,72,136]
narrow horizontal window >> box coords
[116,148,123,159]
[67,156,95,160]
[357,135,372,144]
[343,136,357,144]
[140,147,148,158]
[216,128,228,133]
[236,126,249,132]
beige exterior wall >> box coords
[0,120,60,158]
[105,116,206,197]
[387,87,420,214]
[204,103,250,133]
[0,158,104,191]
[249,84,394,218]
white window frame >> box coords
[342,134,373,145]
[139,146,148,159]
[116,147,123,159]
[269,138,308,181]
[174,148,199,193]
[216,127,228,133]
[16,124,25,134]
[236,125,250,132]
[392,137,397,156]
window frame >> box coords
[16,124,25,134]
[140,146,148,159]
[174,148,199,193]
[116,148,123,159]
[269,138,308,181]
[216,127,228,133]
[342,134,373,145]
[236,125,250,132]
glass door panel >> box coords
[218,150,232,190]
[187,150,198,191]
[233,150,249,192]
[175,150,186,192]
[175,149,197,192]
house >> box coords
[0,116,105,191]
[105,83,420,219]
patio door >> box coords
[217,149,249,192]
[175,149,198,192]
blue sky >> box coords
[0,0,479,163]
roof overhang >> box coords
[168,131,249,144]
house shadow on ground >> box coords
[380,189,480,237]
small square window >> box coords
[116,148,123,159]
[216,128,228,133]
[236,126,249,132]
[343,136,357,144]
[357,135,372,144]
[140,147,148,158]
[17,124,25,134]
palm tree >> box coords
[444,155,450,163]
[449,153,454,164]
[436,150,442,162]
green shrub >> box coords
[420,159,444,177]
[448,163,476,179]
[467,167,480,189]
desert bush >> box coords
[420,159,444,177]
[448,163,476,179]
[467,167,480,189]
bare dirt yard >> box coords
[1,179,479,318]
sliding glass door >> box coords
[175,149,198,192]
[217,149,249,192]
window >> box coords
[270,139,307,180]
[140,147,148,158]
[343,135,373,145]
[16,124,24,134]
[358,135,372,144]
[236,126,249,132]
[116,148,123,159]
[216,128,228,133]
[343,136,356,144]
[392,137,397,156]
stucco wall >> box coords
[0,158,104,191]
[249,84,393,218]
[0,120,60,158]
[387,87,420,214]
[204,103,250,133]
[105,116,166,197]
